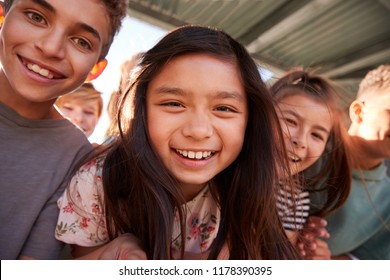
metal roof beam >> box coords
[322,48,390,78]
[247,0,339,53]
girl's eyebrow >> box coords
[154,86,245,101]
[214,91,245,101]
[154,86,185,96]
[32,0,101,41]
[283,109,330,134]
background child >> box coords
[322,64,390,259]
[271,69,352,259]
[55,83,103,138]
[55,25,300,260]
[0,0,128,259]
[104,52,143,142]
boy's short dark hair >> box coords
[357,64,390,99]
[3,0,128,58]
[99,0,129,58]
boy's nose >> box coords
[182,112,213,140]
[35,30,66,59]
[70,110,84,124]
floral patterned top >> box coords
[55,158,220,254]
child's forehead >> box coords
[362,89,390,107]
[13,0,111,37]
[63,99,99,108]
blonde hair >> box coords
[105,52,144,139]
[357,64,390,99]
[56,83,103,118]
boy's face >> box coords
[57,99,100,137]
[0,0,110,104]
[354,90,390,160]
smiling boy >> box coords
[325,65,390,259]
[55,83,103,138]
[0,0,128,259]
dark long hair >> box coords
[101,25,299,259]
[271,69,352,217]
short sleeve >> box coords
[55,158,109,247]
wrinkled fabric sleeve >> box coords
[55,159,108,247]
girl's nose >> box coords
[182,111,213,140]
[292,136,307,149]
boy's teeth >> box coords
[176,149,212,160]
[27,63,54,79]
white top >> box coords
[56,158,220,254]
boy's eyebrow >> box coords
[32,0,55,12]
[78,23,101,41]
[32,0,101,41]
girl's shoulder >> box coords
[56,156,108,246]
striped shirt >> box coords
[277,183,310,230]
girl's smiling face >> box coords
[146,53,248,200]
[277,93,332,175]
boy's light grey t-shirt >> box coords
[0,102,93,259]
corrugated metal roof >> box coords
[127,0,390,100]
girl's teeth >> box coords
[177,149,212,160]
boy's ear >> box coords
[0,4,4,29]
[349,100,364,123]
[86,59,108,82]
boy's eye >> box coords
[26,11,46,24]
[62,106,73,111]
[73,38,92,50]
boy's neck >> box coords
[348,134,384,170]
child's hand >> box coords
[302,237,331,260]
[297,216,331,259]
[98,233,147,260]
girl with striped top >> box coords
[271,69,352,259]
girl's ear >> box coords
[86,59,108,82]
[349,100,364,123]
